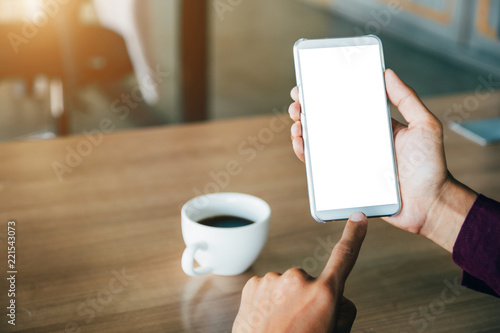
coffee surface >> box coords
[198,215,254,228]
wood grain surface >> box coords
[1,92,499,332]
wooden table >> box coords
[1,92,500,332]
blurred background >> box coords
[0,0,499,141]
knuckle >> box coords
[242,276,260,294]
[283,267,309,285]
[398,90,414,109]
[286,267,307,276]
[264,272,281,281]
[421,112,437,125]
[421,115,443,134]
[334,241,356,257]
[431,117,444,132]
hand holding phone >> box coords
[291,51,472,251]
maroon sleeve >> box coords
[452,194,500,297]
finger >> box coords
[288,101,301,122]
[283,266,310,278]
[241,276,261,297]
[290,86,299,102]
[282,267,311,288]
[292,137,305,162]
[263,272,281,280]
[291,121,302,138]
[385,69,437,126]
[335,296,357,333]
[319,212,368,284]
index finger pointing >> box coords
[319,212,368,285]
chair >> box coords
[0,0,134,135]
[93,0,208,122]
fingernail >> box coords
[350,212,366,222]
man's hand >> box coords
[233,212,368,333]
[288,69,477,252]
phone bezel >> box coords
[293,35,401,222]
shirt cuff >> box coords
[452,194,500,298]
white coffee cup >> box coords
[181,192,271,277]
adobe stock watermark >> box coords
[342,0,402,63]
[294,233,336,274]
[401,276,465,333]
[8,0,71,54]
[213,0,243,21]
[183,107,290,216]
[234,270,314,332]
[233,232,337,332]
[394,73,500,183]
[233,288,286,332]
[64,267,135,333]
[51,65,169,182]
[443,74,500,123]
[353,0,402,36]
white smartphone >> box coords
[293,35,401,222]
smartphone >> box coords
[293,35,401,222]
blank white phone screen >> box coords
[299,45,398,211]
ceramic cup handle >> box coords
[181,242,213,277]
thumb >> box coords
[385,69,438,126]
[335,296,357,333]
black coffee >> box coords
[198,215,254,228]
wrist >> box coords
[420,176,478,252]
